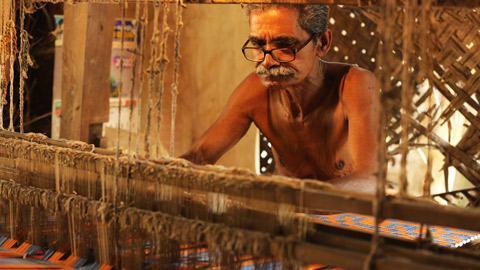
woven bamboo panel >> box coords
[324,6,480,198]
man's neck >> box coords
[283,59,327,118]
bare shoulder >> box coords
[234,72,266,97]
[344,66,378,91]
[342,66,379,112]
[227,72,267,112]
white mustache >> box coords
[255,65,295,77]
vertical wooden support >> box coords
[1,0,12,29]
[60,3,117,142]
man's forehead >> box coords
[248,36,299,46]
[249,7,306,39]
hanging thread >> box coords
[363,0,396,268]
[136,5,148,158]
[18,0,32,133]
[144,1,162,159]
[155,2,171,157]
[422,0,434,198]
[7,19,15,132]
[170,0,184,157]
[114,0,127,210]
[398,0,416,197]
[127,0,142,160]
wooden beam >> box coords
[31,0,480,7]
[183,0,480,6]
[61,3,117,142]
[1,0,12,27]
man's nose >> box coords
[262,52,279,68]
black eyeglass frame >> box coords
[241,35,315,63]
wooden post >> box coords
[60,3,117,142]
[1,0,12,28]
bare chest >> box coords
[254,90,353,180]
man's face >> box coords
[249,7,317,89]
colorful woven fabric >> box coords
[311,213,480,248]
[0,236,111,270]
[2,213,478,269]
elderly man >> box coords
[181,4,379,194]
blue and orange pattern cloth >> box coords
[311,213,480,248]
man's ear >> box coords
[315,29,332,58]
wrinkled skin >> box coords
[181,7,380,195]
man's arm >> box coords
[328,67,380,195]
[180,73,260,165]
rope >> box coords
[135,5,148,158]
[123,0,142,213]
[155,2,171,157]
[422,0,434,198]
[0,48,4,130]
[7,19,15,132]
[0,0,5,130]
[144,1,162,159]
[114,0,127,207]
[7,0,15,132]
[420,0,435,247]
[1,0,4,34]
[127,0,142,160]
[170,0,184,157]
[18,0,31,134]
[363,0,396,268]
[113,1,127,267]
[399,0,416,197]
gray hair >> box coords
[244,4,330,39]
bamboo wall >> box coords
[322,5,480,200]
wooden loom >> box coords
[0,0,479,269]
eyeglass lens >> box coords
[243,48,295,62]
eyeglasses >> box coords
[242,36,314,63]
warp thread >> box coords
[398,0,417,197]
[135,5,148,157]
[0,179,298,261]
[18,0,33,133]
[421,0,434,198]
[7,5,16,132]
[364,0,397,268]
[155,2,171,157]
[0,135,334,207]
[170,0,184,157]
[127,0,141,161]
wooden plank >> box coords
[1,0,12,30]
[183,0,370,5]
[30,0,480,7]
[193,0,480,6]
[61,3,117,142]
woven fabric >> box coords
[312,213,480,247]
